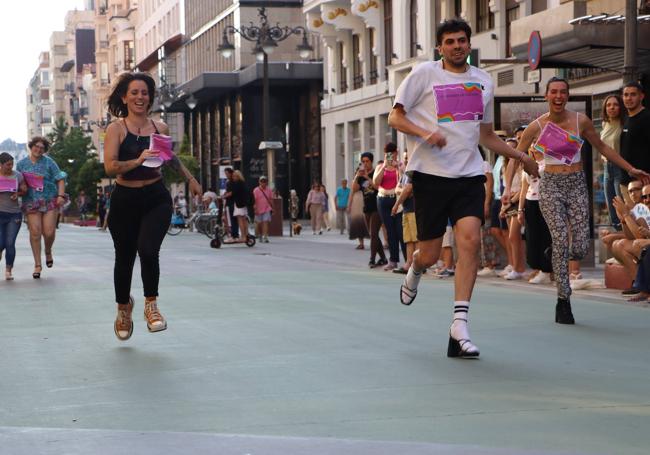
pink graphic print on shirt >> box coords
[433,82,484,123]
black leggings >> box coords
[108,180,173,304]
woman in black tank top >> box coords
[103,72,202,341]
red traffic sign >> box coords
[528,30,542,71]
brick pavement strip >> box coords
[0,225,648,454]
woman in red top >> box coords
[373,142,404,271]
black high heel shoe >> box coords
[32,264,42,279]
[45,251,53,268]
[555,298,575,324]
[447,318,480,358]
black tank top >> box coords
[118,119,163,181]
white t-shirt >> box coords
[394,60,494,179]
[632,203,650,226]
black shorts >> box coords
[412,171,486,241]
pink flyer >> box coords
[23,172,44,191]
[0,176,18,192]
[150,133,174,161]
[433,82,484,123]
[533,122,583,165]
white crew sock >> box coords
[450,301,471,341]
[405,265,422,290]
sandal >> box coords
[627,293,649,302]
[355,244,365,250]
[45,251,54,268]
[33,264,42,279]
[400,283,417,306]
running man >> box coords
[388,18,538,358]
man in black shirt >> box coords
[620,82,650,197]
[351,152,387,268]
[222,167,239,238]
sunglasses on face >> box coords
[642,194,650,200]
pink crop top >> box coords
[380,168,398,190]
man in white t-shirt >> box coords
[389,19,538,358]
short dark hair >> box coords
[224,167,233,174]
[384,142,397,154]
[28,136,50,152]
[623,81,645,94]
[0,152,14,164]
[514,125,527,134]
[436,18,472,46]
[107,72,156,118]
[545,77,570,94]
[361,151,374,162]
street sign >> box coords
[528,31,542,71]
[527,69,541,84]
[258,141,283,150]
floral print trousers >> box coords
[539,171,590,299]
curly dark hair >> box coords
[107,72,156,118]
[28,136,50,152]
[436,18,472,46]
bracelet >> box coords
[517,209,524,213]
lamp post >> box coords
[217,7,313,187]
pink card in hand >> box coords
[150,134,174,161]
[23,172,44,191]
[0,176,18,192]
[533,122,583,165]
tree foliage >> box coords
[47,117,104,210]
[162,134,199,184]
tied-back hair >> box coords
[545,76,570,94]
[107,72,156,118]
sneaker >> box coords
[498,265,514,277]
[318,230,323,235]
[504,270,524,280]
[114,296,134,341]
[477,266,497,277]
[529,271,552,284]
[368,260,376,268]
[376,258,388,267]
[436,268,455,278]
[383,261,398,271]
[263,236,269,243]
[144,299,167,332]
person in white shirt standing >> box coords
[389,19,538,358]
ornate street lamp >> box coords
[217,7,313,186]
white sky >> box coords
[0,0,86,144]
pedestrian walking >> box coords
[17,136,68,279]
[390,18,539,357]
[223,168,239,239]
[103,72,202,341]
[76,190,88,221]
[305,183,325,234]
[253,176,273,243]
[374,142,404,271]
[514,77,649,324]
[335,179,351,234]
[230,170,250,243]
[320,185,332,231]
[0,153,27,280]
[97,187,107,229]
[351,152,387,267]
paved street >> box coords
[1,224,649,455]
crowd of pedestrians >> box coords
[2,18,649,362]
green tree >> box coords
[47,117,104,211]
[162,134,199,184]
